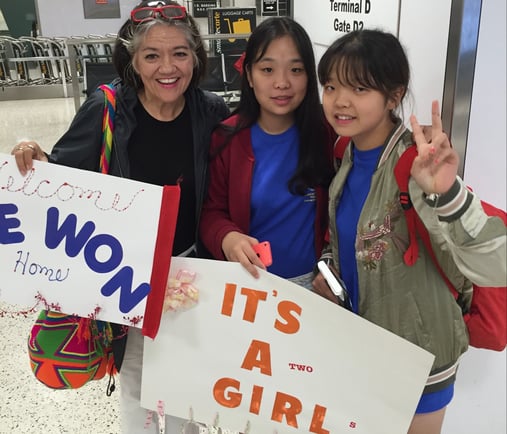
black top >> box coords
[128,102,196,256]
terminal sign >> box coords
[294,0,400,45]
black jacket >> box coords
[49,79,230,370]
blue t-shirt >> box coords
[336,144,453,413]
[249,123,316,278]
[336,145,382,312]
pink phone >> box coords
[252,241,272,267]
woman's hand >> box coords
[222,231,266,278]
[11,141,48,176]
[410,100,459,195]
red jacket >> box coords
[200,114,333,260]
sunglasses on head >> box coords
[130,4,187,23]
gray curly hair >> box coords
[112,1,207,90]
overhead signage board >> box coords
[294,0,400,46]
[82,0,120,19]
[208,8,256,55]
[192,0,219,19]
[262,0,278,15]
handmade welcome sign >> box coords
[142,257,435,434]
[0,154,179,338]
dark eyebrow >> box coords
[140,44,191,52]
[257,57,304,64]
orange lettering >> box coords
[241,339,272,375]
[241,287,268,322]
[250,384,263,414]
[271,392,302,427]
[221,283,237,316]
[309,405,330,434]
[275,300,301,334]
[213,380,331,432]
[213,377,242,408]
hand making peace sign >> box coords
[409,100,459,195]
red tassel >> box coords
[403,209,419,266]
[403,243,418,266]
[77,317,92,342]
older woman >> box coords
[11,1,229,432]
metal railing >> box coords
[1,33,250,112]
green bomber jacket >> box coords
[322,121,506,393]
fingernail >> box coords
[429,146,436,154]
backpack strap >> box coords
[393,144,459,297]
[98,84,117,174]
[325,135,352,244]
[413,211,459,297]
[393,145,420,266]
[334,135,351,160]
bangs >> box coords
[317,29,410,105]
[329,55,379,90]
[252,40,270,63]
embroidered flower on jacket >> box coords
[356,198,407,269]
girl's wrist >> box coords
[423,178,472,221]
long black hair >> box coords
[112,0,207,90]
[217,17,334,193]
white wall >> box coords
[444,1,506,430]
[36,0,139,37]
[462,0,506,211]
[397,0,452,124]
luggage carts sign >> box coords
[208,8,256,55]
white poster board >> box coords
[142,257,435,434]
[0,154,178,335]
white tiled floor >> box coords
[0,98,77,154]
[0,97,121,434]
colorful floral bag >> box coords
[27,83,118,389]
